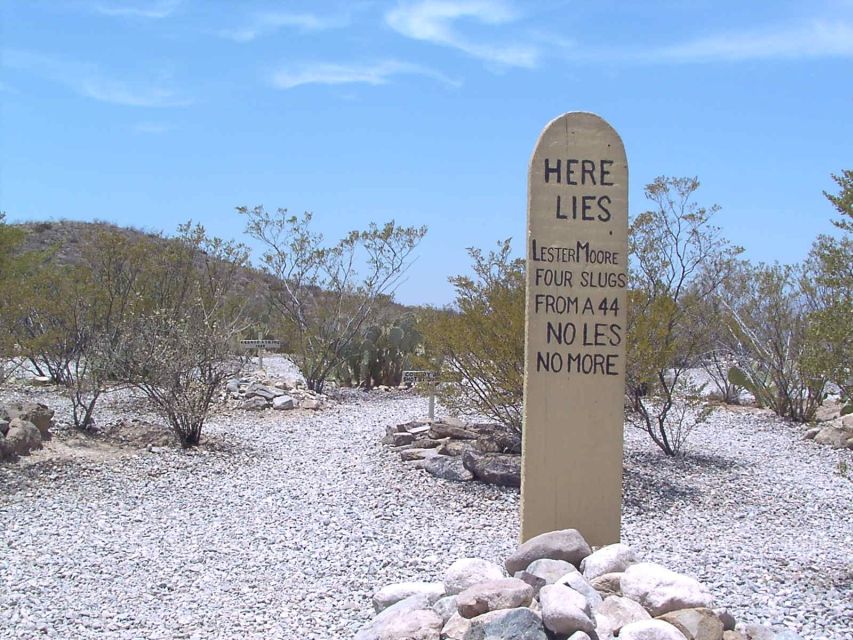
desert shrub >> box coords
[625,177,741,455]
[421,239,524,432]
[115,223,251,447]
[724,262,826,422]
[240,206,426,392]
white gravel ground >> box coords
[1,368,852,639]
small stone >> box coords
[272,395,294,410]
[401,448,441,461]
[505,529,592,574]
[461,450,521,487]
[421,455,474,482]
[620,619,689,640]
[538,583,595,635]
[300,397,322,410]
[464,607,548,640]
[524,558,577,585]
[556,570,603,609]
[657,608,723,640]
[456,578,533,618]
[372,581,445,613]
[590,572,623,597]
[3,419,43,456]
[442,612,471,640]
[429,421,478,440]
[239,397,269,411]
[597,595,651,633]
[376,608,442,639]
[444,558,505,595]
[581,543,638,580]
[620,563,713,616]
[714,609,736,632]
[433,595,458,624]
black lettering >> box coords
[581,160,596,185]
[566,159,578,185]
[597,195,612,221]
[582,195,596,221]
[544,158,561,183]
[555,195,567,220]
[600,160,614,186]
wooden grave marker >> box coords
[521,112,628,546]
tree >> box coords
[116,223,251,447]
[0,213,28,383]
[801,170,853,406]
[626,177,741,455]
[240,207,426,392]
[421,239,525,432]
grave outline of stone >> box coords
[521,111,628,547]
[402,370,438,420]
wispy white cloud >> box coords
[218,10,347,43]
[270,60,459,90]
[133,121,172,134]
[639,19,853,63]
[3,49,191,108]
[386,0,539,68]
[90,0,181,19]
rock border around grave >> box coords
[356,528,801,640]
[383,417,522,487]
[0,402,55,460]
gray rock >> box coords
[457,578,534,618]
[620,619,689,640]
[411,437,443,449]
[813,423,853,449]
[372,581,445,613]
[444,558,506,595]
[620,563,713,616]
[581,543,638,580]
[513,570,547,597]
[401,448,441,461]
[422,455,474,482]
[505,529,592,574]
[375,608,442,639]
[462,451,521,487]
[438,440,478,457]
[597,595,651,633]
[3,402,54,436]
[738,624,776,640]
[244,383,285,400]
[590,572,623,597]
[658,608,723,640]
[2,419,43,457]
[524,558,577,585]
[463,607,548,640]
[225,379,240,394]
[271,395,294,410]
[299,397,322,410]
[355,593,440,640]
[471,427,522,454]
[539,584,595,635]
[713,609,736,632]
[442,612,471,640]
[0,418,9,437]
[556,570,603,609]
[432,595,458,624]
[387,432,414,447]
[239,397,269,411]
[429,421,478,440]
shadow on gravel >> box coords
[622,450,749,513]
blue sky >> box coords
[2,0,851,305]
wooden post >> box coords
[520,112,628,546]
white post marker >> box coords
[402,370,438,421]
[521,112,628,546]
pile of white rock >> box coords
[357,528,800,640]
[223,371,326,411]
[0,401,54,459]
